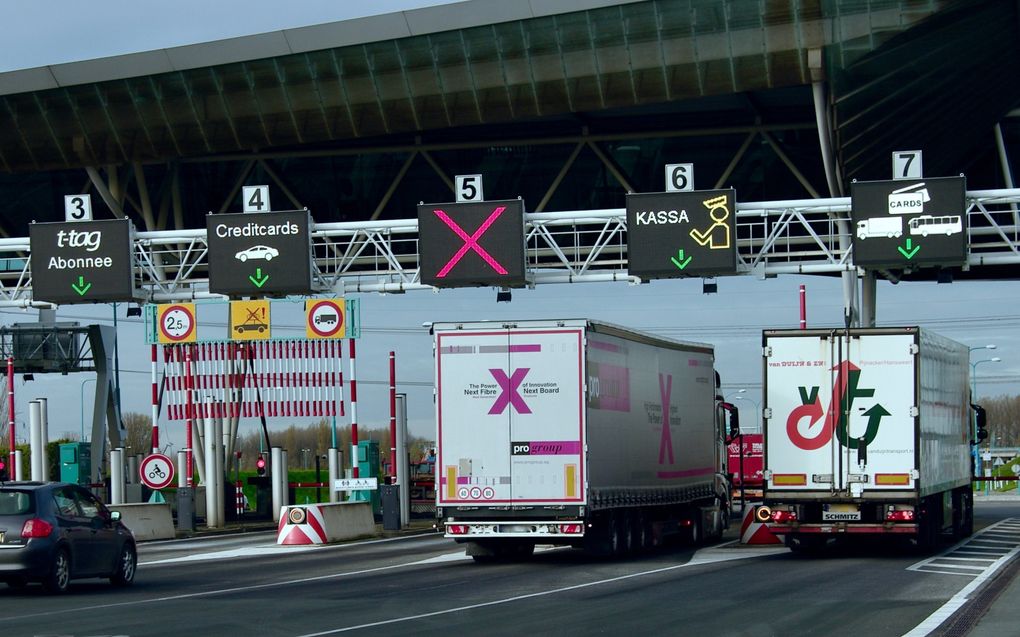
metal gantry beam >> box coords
[0,189,1017,306]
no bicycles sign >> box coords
[140,453,175,490]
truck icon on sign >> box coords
[856,216,903,240]
[315,313,337,325]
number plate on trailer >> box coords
[822,504,861,521]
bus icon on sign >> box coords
[909,215,962,237]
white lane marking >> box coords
[903,518,1020,637]
[140,532,442,567]
[142,544,323,564]
[294,544,787,636]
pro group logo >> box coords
[785,361,890,451]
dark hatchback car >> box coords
[0,482,136,593]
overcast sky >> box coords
[0,0,458,72]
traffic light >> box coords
[0,456,7,481]
[256,454,267,476]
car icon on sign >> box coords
[235,245,279,262]
[236,321,267,333]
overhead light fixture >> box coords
[702,278,717,295]
[496,288,512,303]
[125,304,143,317]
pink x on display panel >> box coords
[417,199,526,288]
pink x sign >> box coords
[433,206,509,277]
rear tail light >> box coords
[755,506,772,522]
[21,518,53,538]
[886,508,915,522]
[447,524,469,535]
[557,524,582,534]
[770,510,797,523]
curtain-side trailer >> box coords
[432,319,735,561]
[760,327,976,552]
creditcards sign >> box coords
[206,210,313,297]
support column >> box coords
[328,447,340,503]
[271,446,283,522]
[860,271,877,328]
[110,448,125,505]
[396,394,409,528]
[29,400,43,481]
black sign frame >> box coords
[29,219,136,304]
[417,198,527,288]
[626,189,738,279]
[206,210,314,298]
[850,176,967,269]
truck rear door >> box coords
[436,326,586,506]
[765,332,916,495]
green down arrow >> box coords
[897,238,920,260]
[670,249,693,270]
[249,267,270,288]
[71,275,92,296]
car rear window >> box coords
[0,490,33,515]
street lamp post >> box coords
[971,356,1001,492]
[80,377,96,443]
[730,389,761,433]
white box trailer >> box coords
[760,327,974,551]
[432,319,734,560]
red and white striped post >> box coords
[7,357,14,476]
[235,480,244,515]
[150,344,159,453]
[349,339,358,478]
[799,284,807,329]
[389,351,396,478]
[185,346,195,488]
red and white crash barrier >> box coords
[277,505,328,545]
[276,502,375,545]
[740,505,783,545]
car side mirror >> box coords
[110,510,121,522]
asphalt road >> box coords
[2,502,1019,637]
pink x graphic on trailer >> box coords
[488,368,532,415]
[433,206,509,277]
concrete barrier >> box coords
[109,503,176,541]
[277,502,375,545]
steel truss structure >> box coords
[0,189,1017,306]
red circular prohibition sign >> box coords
[159,305,195,342]
[307,300,344,337]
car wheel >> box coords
[110,543,136,587]
[264,254,273,261]
[239,254,247,262]
[43,548,71,594]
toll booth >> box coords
[356,440,381,515]
[59,442,91,485]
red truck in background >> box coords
[728,433,764,499]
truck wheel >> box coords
[685,516,701,546]
[611,516,628,557]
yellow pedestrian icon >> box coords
[689,194,731,249]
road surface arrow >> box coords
[71,275,92,296]
[670,249,693,270]
[897,238,920,260]
[249,267,270,288]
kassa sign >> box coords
[417,199,526,288]
[29,219,136,304]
